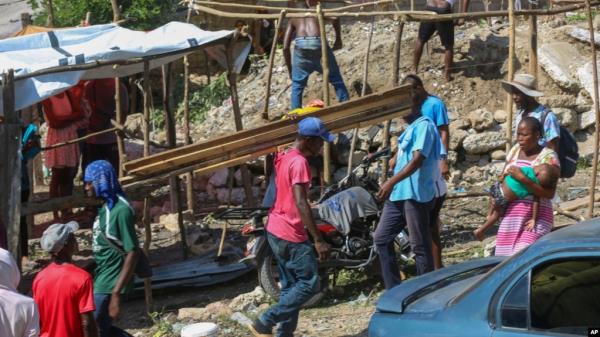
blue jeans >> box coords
[94,293,133,337]
[373,200,434,289]
[291,37,349,109]
[258,233,319,337]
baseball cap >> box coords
[40,221,79,254]
[297,117,335,142]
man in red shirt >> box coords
[248,117,332,337]
[33,222,98,337]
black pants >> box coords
[417,5,454,49]
[374,199,434,289]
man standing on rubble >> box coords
[247,117,332,337]
[284,0,350,109]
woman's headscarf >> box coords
[84,160,124,210]
[0,248,20,292]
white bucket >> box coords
[181,322,219,337]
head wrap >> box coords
[84,160,124,209]
[0,248,20,292]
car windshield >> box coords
[449,251,523,305]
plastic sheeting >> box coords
[0,21,250,113]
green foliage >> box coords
[150,108,165,130]
[148,311,174,337]
[577,156,592,170]
[27,0,177,30]
[565,10,597,24]
[177,74,231,125]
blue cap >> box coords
[297,117,335,142]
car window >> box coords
[530,259,600,335]
[500,272,529,329]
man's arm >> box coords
[331,18,342,50]
[377,151,425,200]
[438,125,450,179]
[81,312,99,337]
[109,249,139,320]
[293,184,330,261]
[283,22,294,77]
[547,137,559,153]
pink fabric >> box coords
[495,149,558,256]
[44,117,87,169]
[266,148,311,243]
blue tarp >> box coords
[0,21,251,113]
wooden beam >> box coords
[262,10,287,120]
[505,0,516,152]
[184,1,195,215]
[41,127,118,151]
[0,70,21,263]
[317,4,332,187]
[115,77,126,177]
[587,0,600,219]
[528,3,538,79]
[141,61,154,311]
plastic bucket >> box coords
[181,322,219,337]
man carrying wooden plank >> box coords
[284,0,349,109]
[247,117,332,337]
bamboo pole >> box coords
[115,78,126,177]
[317,4,332,186]
[505,0,516,152]
[381,18,405,183]
[46,0,55,27]
[262,10,287,120]
[586,0,600,219]
[191,0,394,13]
[141,61,153,312]
[528,2,538,79]
[347,16,375,175]
[183,0,195,215]
[42,127,118,151]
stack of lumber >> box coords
[121,85,412,184]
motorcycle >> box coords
[222,147,412,306]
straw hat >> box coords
[501,73,544,97]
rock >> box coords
[577,60,600,99]
[177,307,207,320]
[462,131,505,154]
[540,94,577,109]
[159,213,179,233]
[177,301,232,321]
[464,154,481,162]
[478,155,490,166]
[553,107,578,132]
[578,110,596,130]
[230,286,270,311]
[575,92,592,113]
[449,129,468,151]
[568,26,600,46]
[468,108,494,132]
[124,113,144,139]
[447,151,457,165]
[493,110,507,123]
[215,187,260,204]
[538,42,583,90]
[491,149,506,161]
[209,168,230,188]
[448,170,462,185]
[450,119,470,131]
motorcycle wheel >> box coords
[257,248,327,308]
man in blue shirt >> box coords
[402,75,449,270]
[374,84,444,289]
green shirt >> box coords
[505,166,539,199]
[92,196,139,294]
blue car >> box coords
[369,219,600,337]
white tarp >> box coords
[0,21,251,113]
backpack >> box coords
[540,108,579,178]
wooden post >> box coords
[317,4,332,186]
[110,0,122,22]
[21,13,32,28]
[226,37,256,207]
[0,70,21,262]
[586,0,600,219]
[347,16,375,175]
[262,10,287,120]
[115,78,126,177]
[183,0,195,215]
[505,0,516,152]
[163,64,189,259]
[382,18,405,183]
[528,3,538,79]
[46,0,55,27]
[141,61,154,311]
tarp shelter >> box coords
[0,21,251,114]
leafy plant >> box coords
[177,73,231,125]
[148,311,174,337]
[565,9,597,24]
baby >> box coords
[473,163,558,241]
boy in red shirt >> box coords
[33,222,98,337]
[248,117,332,337]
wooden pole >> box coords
[347,16,375,175]
[46,0,55,27]
[586,0,600,219]
[226,34,256,207]
[184,0,195,215]
[141,61,153,311]
[115,78,126,177]
[382,18,405,183]
[0,70,21,264]
[528,2,538,79]
[110,0,122,22]
[262,10,287,120]
[505,0,516,152]
[317,4,332,186]
[163,64,190,259]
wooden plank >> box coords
[125,88,411,177]
[124,85,411,172]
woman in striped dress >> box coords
[495,117,560,256]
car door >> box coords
[492,251,600,337]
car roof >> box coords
[536,217,600,245]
